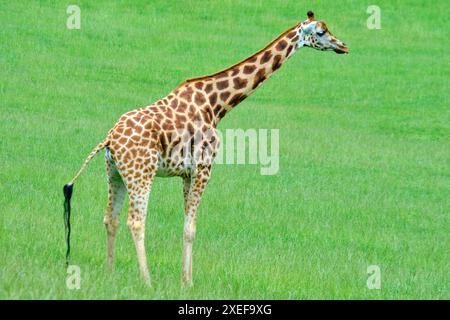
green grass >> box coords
[0,0,449,299]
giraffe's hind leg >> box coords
[104,151,127,270]
[119,148,158,285]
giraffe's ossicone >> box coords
[63,11,348,287]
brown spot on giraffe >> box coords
[233,77,248,90]
[286,45,294,57]
[170,99,178,108]
[161,121,174,131]
[287,30,297,39]
[260,51,272,64]
[126,119,134,129]
[175,114,187,128]
[208,92,218,106]
[216,80,229,90]
[220,91,230,102]
[194,92,206,105]
[164,108,174,119]
[124,128,132,137]
[272,55,282,71]
[204,83,213,93]
[187,105,197,119]
[252,68,267,89]
[195,82,204,90]
[276,40,288,51]
[229,93,247,108]
[180,88,193,102]
[216,72,228,79]
[231,67,240,76]
[201,106,214,123]
[176,101,187,113]
[243,65,256,74]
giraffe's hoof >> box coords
[142,275,152,287]
[182,279,193,289]
[141,279,151,287]
[106,261,114,272]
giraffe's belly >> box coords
[155,154,193,178]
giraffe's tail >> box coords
[63,137,110,266]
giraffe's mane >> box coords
[177,23,300,88]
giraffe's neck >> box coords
[174,23,302,125]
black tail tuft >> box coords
[63,183,74,266]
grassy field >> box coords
[0,0,448,299]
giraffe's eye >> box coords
[317,30,325,37]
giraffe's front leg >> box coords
[183,176,191,214]
[104,154,126,270]
[182,165,211,287]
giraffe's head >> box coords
[298,11,349,54]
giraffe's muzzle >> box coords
[334,46,349,54]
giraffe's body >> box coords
[63,13,348,286]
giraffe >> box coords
[63,11,348,287]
